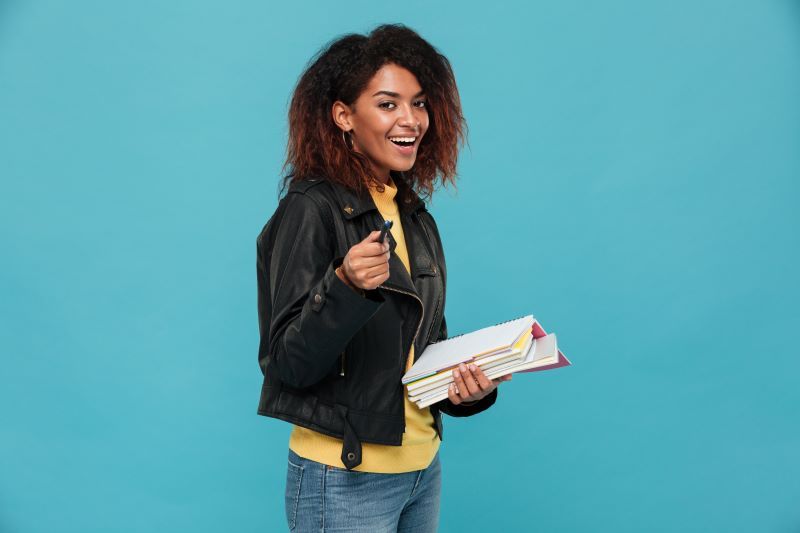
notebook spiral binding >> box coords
[427,314,532,344]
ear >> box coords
[332,100,354,132]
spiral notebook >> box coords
[403,314,571,409]
[410,333,567,408]
[402,315,536,385]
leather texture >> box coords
[256,172,497,470]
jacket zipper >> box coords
[427,290,442,343]
[340,351,346,377]
[414,211,443,345]
[378,284,424,371]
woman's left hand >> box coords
[448,363,512,406]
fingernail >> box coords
[459,364,467,372]
[453,369,459,377]
[469,364,477,372]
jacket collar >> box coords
[315,172,433,299]
[330,171,426,220]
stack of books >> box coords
[403,315,570,409]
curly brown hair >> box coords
[281,24,466,203]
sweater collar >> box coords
[333,171,426,220]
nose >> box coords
[398,104,420,132]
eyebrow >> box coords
[371,90,426,98]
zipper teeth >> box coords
[415,212,442,344]
[379,284,424,365]
[427,290,442,343]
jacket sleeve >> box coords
[261,192,384,389]
[432,314,498,417]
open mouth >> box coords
[388,136,417,147]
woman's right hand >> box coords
[337,230,391,291]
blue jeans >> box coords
[285,449,442,532]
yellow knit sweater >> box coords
[288,176,441,472]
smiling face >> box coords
[332,63,429,182]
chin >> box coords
[392,159,416,172]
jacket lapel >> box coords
[325,173,430,298]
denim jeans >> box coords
[285,449,442,532]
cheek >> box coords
[362,124,391,150]
[419,114,431,137]
[366,113,393,134]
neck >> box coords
[369,162,391,185]
[373,172,390,185]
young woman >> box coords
[256,24,512,532]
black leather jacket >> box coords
[256,173,497,470]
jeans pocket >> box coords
[285,459,304,531]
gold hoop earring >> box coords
[342,130,354,150]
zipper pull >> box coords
[340,352,345,377]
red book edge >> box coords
[517,322,572,373]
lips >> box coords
[388,135,418,156]
[388,136,417,146]
[388,138,416,156]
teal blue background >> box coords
[1,1,798,531]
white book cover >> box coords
[402,315,535,384]
[407,335,535,397]
[410,336,540,404]
[407,344,528,394]
[412,333,560,409]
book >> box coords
[482,333,559,379]
[402,315,536,385]
[403,315,571,409]
[406,333,534,396]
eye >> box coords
[379,101,396,110]
[414,100,427,108]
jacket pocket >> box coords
[414,263,439,278]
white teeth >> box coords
[388,137,416,143]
